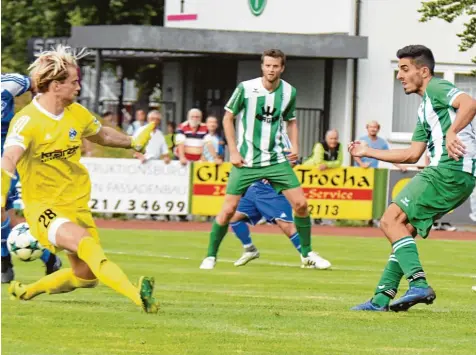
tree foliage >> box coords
[1,0,164,72]
[419,0,476,61]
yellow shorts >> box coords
[24,203,100,254]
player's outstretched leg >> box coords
[76,236,159,313]
[351,253,404,311]
[8,267,98,300]
[231,220,260,267]
[379,205,435,312]
[276,220,331,269]
[200,194,241,270]
[48,220,159,313]
[1,214,14,283]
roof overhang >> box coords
[70,25,368,59]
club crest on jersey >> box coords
[256,105,279,123]
[69,128,77,140]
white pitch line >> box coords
[104,249,475,278]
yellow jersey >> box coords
[4,97,101,209]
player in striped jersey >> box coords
[1,73,62,283]
[349,45,476,312]
[201,132,331,269]
[200,49,314,270]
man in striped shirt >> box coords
[176,108,208,164]
[200,49,316,270]
[349,45,476,312]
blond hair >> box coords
[28,45,88,93]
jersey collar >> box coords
[33,96,64,121]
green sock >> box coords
[294,215,312,257]
[207,220,229,257]
[392,236,428,288]
[371,254,404,307]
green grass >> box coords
[2,229,476,355]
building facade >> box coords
[162,0,476,164]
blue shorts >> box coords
[236,182,293,225]
[1,134,20,211]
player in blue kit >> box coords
[230,179,332,269]
[1,73,62,283]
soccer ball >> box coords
[7,223,44,262]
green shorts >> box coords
[226,162,301,195]
[393,166,475,238]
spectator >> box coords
[176,108,208,165]
[165,121,177,160]
[202,115,224,164]
[126,109,147,135]
[121,108,133,132]
[354,121,407,171]
[134,110,171,164]
[303,129,343,170]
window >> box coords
[455,74,476,99]
[392,72,443,133]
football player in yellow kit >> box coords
[1,45,159,313]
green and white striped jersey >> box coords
[412,77,476,176]
[225,77,297,168]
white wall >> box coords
[165,0,354,34]
[330,59,353,165]
[162,62,184,122]
[356,0,476,151]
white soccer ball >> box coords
[7,223,44,262]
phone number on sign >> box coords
[90,199,186,213]
[308,203,339,217]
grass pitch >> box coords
[2,228,476,355]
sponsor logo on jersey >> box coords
[256,105,280,123]
[40,145,80,162]
[400,197,410,207]
[69,128,77,140]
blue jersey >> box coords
[1,73,31,141]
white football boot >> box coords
[234,249,260,266]
[301,251,332,270]
[199,256,216,270]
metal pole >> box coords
[93,50,102,114]
[116,64,124,129]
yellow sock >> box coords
[77,237,141,306]
[23,268,98,300]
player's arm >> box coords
[224,83,245,167]
[349,140,427,164]
[1,115,33,207]
[446,93,476,160]
[286,119,299,162]
[1,146,24,208]
[86,125,155,153]
[283,88,299,162]
[222,111,238,153]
